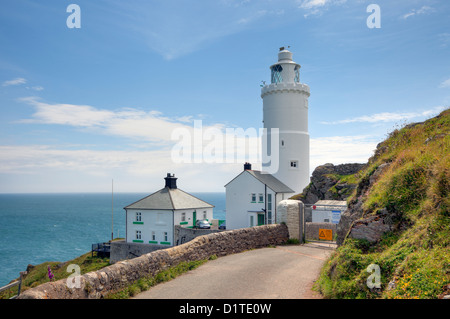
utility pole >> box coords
[111,179,114,242]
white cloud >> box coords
[2,77,27,86]
[19,97,221,144]
[402,5,434,19]
[0,133,379,192]
[320,106,446,125]
[439,78,450,88]
[0,144,241,192]
[4,96,385,192]
[298,0,346,17]
[310,135,377,171]
[299,0,328,10]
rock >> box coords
[348,211,392,243]
[387,280,396,291]
[297,163,365,204]
[336,162,391,246]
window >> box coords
[151,231,156,241]
[135,212,141,222]
[181,212,186,222]
[251,193,256,203]
[164,232,168,242]
[290,160,298,168]
[203,211,207,219]
[281,140,285,147]
[258,193,264,203]
[135,230,141,240]
[250,215,255,227]
[271,65,283,84]
[294,65,300,83]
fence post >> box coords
[17,271,27,297]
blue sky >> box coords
[0,0,449,193]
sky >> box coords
[0,0,449,193]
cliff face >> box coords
[293,163,365,204]
[315,108,450,299]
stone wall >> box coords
[109,241,169,264]
[17,224,288,299]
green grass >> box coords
[1,251,110,299]
[315,108,450,299]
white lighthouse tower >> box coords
[261,47,310,195]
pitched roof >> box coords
[124,187,214,210]
[225,170,294,194]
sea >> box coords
[0,192,226,287]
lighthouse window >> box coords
[294,65,300,83]
[271,65,283,84]
[290,160,298,168]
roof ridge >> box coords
[167,187,175,210]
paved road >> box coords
[133,242,336,299]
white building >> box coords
[261,47,310,195]
[225,163,294,230]
[124,173,214,246]
[225,47,310,230]
[311,200,347,224]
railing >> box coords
[92,242,111,258]
[0,271,27,299]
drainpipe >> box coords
[172,210,175,246]
[265,184,267,225]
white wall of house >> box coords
[126,209,174,246]
[226,172,288,230]
[126,207,214,246]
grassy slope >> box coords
[1,252,110,299]
[315,109,450,299]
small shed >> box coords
[311,200,347,224]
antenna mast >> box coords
[111,179,114,242]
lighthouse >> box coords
[261,47,310,195]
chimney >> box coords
[244,162,252,170]
[164,173,178,189]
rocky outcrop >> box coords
[336,163,391,245]
[348,209,392,242]
[297,163,365,204]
